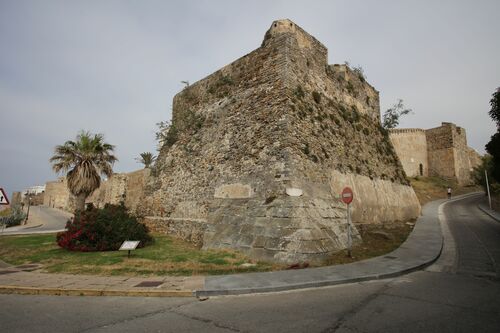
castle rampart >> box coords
[389,129,428,177]
[140,19,420,264]
[389,122,481,184]
[43,169,150,213]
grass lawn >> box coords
[0,225,415,276]
[0,233,283,276]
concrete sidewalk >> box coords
[0,267,202,297]
[0,193,481,298]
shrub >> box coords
[57,204,153,252]
[294,85,305,99]
[0,205,26,228]
[302,142,310,155]
[312,91,322,104]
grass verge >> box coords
[410,176,481,205]
[0,233,283,276]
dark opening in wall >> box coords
[419,163,423,176]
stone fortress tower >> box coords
[389,122,482,185]
[138,19,421,264]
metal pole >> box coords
[25,198,31,225]
[485,170,492,210]
[347,203,352,257]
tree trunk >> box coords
[75,193,87,213]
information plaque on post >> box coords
[119,240,140,258]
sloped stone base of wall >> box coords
[202,195,361,264]
[142,216,208,247]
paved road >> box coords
[1,195,499,332]
[1,206,71,235]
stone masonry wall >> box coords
[426,122,477,185]
[389,123,481,185]
[43,177,73,211]
[44,169,150,213]
[141,19,420,264]
[388,129,428,177]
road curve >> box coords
[1,206,72,235]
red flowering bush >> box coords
[57,204,153,251]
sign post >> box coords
[119,240,140,258]
[341,187,354,257]
[485,170,492,210]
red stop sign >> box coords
[341,187,353,205]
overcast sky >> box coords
[1,0,499,195]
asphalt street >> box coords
[1,205,71,235]
[0,195,499,332]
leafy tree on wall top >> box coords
[382,99,413,129]
[155,120,178,150]
[49,131,117,212]
[136,152,156,168]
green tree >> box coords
[486,88,500,182]
[488,88,500,126]
[382,99,413,129]
[136,152,156,168]
[50,131,117,212]
[472,155,493,190]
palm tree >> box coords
[135,152,156,168]
[50,131,117,212]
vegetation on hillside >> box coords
[410,176,481,205]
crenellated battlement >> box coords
[389,128,426,135]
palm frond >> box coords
[49,130,117,196]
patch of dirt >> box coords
[322,222,415,266]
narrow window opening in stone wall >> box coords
[419,163,423,176]
[274,23,277,27]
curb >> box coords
[0,285,195,298]
[478,203,500,222]
[22,223,44,229]
[195,258,439,297]
[0,229,66,236]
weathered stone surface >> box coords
[142,216,207,247]
[389,128,429,177]
[136,19,422,264]
[43,177,75,211]
[214,183,253,199]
